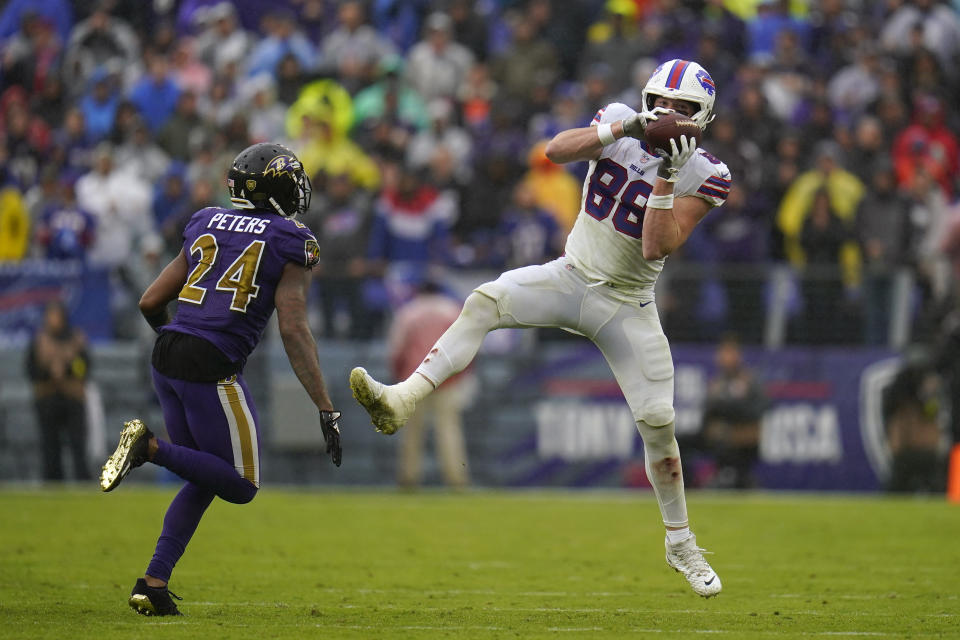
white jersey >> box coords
[564,102,732,297]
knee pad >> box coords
[461,292,500,329]
[636,416,679,458]
[640,401,675,428]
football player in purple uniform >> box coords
[99,143,342,616]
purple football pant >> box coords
[145,369,261,582]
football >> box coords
[643,112,702,155]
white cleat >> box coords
[349,367,415,435]
[665,534,722,598]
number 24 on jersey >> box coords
[178,233,265,313]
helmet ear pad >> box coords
[227,143,311,217]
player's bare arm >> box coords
[642,192,711,260]
[544,121,625,164]
[546,97,693,166]
[138,249,188,331]
[275,262,334,412]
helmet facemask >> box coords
[293,169,312,217]
[262,163,311,218]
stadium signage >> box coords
[535,400,636,461]
[511,344,896,490]
[760,405,843,464]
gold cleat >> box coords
[100,419,153,492]
[129,594,157,615]
[128,578,182,616]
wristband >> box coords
[646,193,675,210]
[596,122,616,146]
[143,308,170,333]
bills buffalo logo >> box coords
[696,69,715,96]
[263,155,300,178]
[304,238,320,268]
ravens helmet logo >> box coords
[263,155,296,178]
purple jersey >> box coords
[164,207,320,366]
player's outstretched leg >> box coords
[665,534,722,598]
[349,367,418,434]
[351,292,500,435]
[128,578,183,616]
[100,419,153,492]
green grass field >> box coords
[1,488,958,639]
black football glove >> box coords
[319,410,342,467]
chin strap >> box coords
[268,196,292,217]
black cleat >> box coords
[100,419,153,492]
[128,578,183,616]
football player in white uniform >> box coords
[350,59,731,598]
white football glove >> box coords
[656,135,697,182]
[621,107,675,139]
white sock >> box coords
[393,372,435,402]
[665,527,692,545]
[636,420,689,529]
[413,292,499,392]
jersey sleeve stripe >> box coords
[697,185,729,199]
[701,181,730,194]
[706,176,731,188]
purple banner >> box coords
[0,260,112,345]
[674,345,897,491]
[489,343,898,491]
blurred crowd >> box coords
[2,0,960,346]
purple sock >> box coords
[153,440,258,504]
[146,482,214,582]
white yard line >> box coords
[311,624,504,631]
[316,587,636,597]
[134,614,942,637]
[190,601,286,606]
[186,600,956,619]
